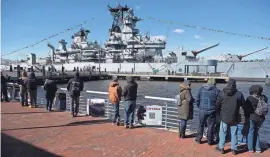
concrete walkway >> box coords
[1,102,270,157]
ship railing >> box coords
[108,71,225,77]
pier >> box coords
[108,72,229,83]
[2,102,270,157]
[2,71,109,84]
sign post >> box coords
[142,105,162,125]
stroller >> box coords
[136,105,146,125]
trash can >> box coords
[56,92,66,111]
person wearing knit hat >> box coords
[108,76,122,126]
[215,79,245,155]
[195,78,220,145]
[67,71,84,117]
[177,80,194,138]
[245,85,268,153]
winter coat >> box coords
[123,77,138,101]
[195,84,220,112]
[1,75,8,91]
[244,85,268,122]
[178,82,194,120]
[67,76,84,97]
[43,79,58,99]
[216,79,245,124]
[18,77,28,94]
[108,81,122,104]
[26,72,37,91]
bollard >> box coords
[266,75,270,86]
[17,65,21,78]
[42,66,45,76]
[10,65,13,72]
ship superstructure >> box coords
[47,29,105,64]
[105,5,166,63]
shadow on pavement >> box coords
[2,119,110,131]
[1,132,61,157]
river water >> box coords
[58,80,270,143]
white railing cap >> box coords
[145,96,174,102]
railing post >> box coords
[106,100,110,120]
[165,101,168,130]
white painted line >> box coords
[86,90,108,95]
[145,96,174,102]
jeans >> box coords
[112,104,120,123]
[218,121,238,150]
[46,97,55,111]
[179,119,187,136]
[196,110,216,143]
[28,90,37,106]
[20,90,28,106]
[247,120,263,151]
[124,101,136,125]
[71,97,80,116]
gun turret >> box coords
[237,47,268,60]
[191,43,220,57]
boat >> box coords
[4,4,270,81]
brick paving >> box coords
[1,102,270,157]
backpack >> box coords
[175,92,183,106]
[71,80,81,97]
[252,95,268,116]
[27,78,37,90]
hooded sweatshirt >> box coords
[108,81,122,104]
[244,85,268,122]
[67,73,84,97]
[216,79,245,124]
[195,83,220,112]
[123,77,138,101]
[43,78,58,98]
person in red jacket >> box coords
[108,77,122,126]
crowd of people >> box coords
[108,77,268,155]
[1,71,268,155]
[175,78,268,155]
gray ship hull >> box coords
[48,61,270,80]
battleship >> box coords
[3,4,270,80]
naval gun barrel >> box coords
[237,47,268,60]
[191,43,220,56]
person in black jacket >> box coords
[67,72,84,117]
[43,75,58,111]
[215,79,245,155]
[1,72,9,102]
[244,85,268,153]
[123,76,138,129]
[26,72,37,108]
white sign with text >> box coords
[142,105,162,125]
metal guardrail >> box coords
[85,90,191,131]
[5,84,188,132]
